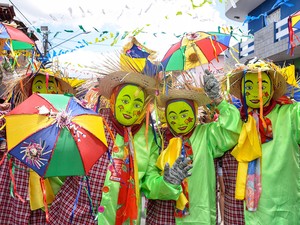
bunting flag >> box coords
[243,0,294,26]
[288,10,300,56]
[45,23,246,59]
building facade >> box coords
[225,0,300,73]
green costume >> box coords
[227,59,300,225]
[244,103,300,224]
[98,123,182,225]
[173,100,241,224]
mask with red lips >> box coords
[166,99,196,135]
[241,72,273,109]
[114,84,145,126]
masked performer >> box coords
[49,70,192,225]
[227,59,299,225]
[0,69,74,224]
[146,71,242,224]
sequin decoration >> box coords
[54,110,73,128]
[20,139,51,169]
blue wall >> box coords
[247,0,300,34]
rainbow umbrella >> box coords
[161,31,231,71]
[5,93,108,178]
[290,10,300,29]
[0,23,35,50]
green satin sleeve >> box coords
[139,135,182,200]
[198,100,242,158]
[292,102,300,143]
[97,124,182,225]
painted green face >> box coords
[31,74,59,94]
[166,100,196,135]
[241,72,272,109]
[114,84,145,126]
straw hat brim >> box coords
[20,73,75,96]
[98,71,156,99]
[158,88,211,107]
[229,68,287,100]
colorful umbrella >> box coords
[121,36,159,76]
[5,93,108,178]
[0,23,35,50]
[161,31,231,71]
[290,10,300,30]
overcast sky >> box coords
[2,0,245,76]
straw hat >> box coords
[3,69,75,105]
[98,71,156,99]
[228,59,287,100]
[24,71,74,94]
[158,88,211,107]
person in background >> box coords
[146,70,242,224]
[0,69,74,224]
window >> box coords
[266,8,281,25]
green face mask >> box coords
[166,100,196,135]
[241,72,272,109]
[114,84,145,126]
[31,74,59,94]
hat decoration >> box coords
[227,58,287,100]
[2,68,75,106]
[95,49,158,100]
[157,69,211,107]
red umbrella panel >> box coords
[0,23,35,50]
[161,31,231,71]
[5,93,108,178]
[0,23,34,44]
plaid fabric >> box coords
[214,158,220,225]
[49,154,109,225]
[221,151,245,225]
[146,198,176,225]
[30,209,47,224]
[0,106,47,224]
[146,129,221,225]
[146,128,176,225]
[48,108,113,224]
[0,155,47,224]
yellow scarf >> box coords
[231,115,262,200]
[156,137,187,210]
